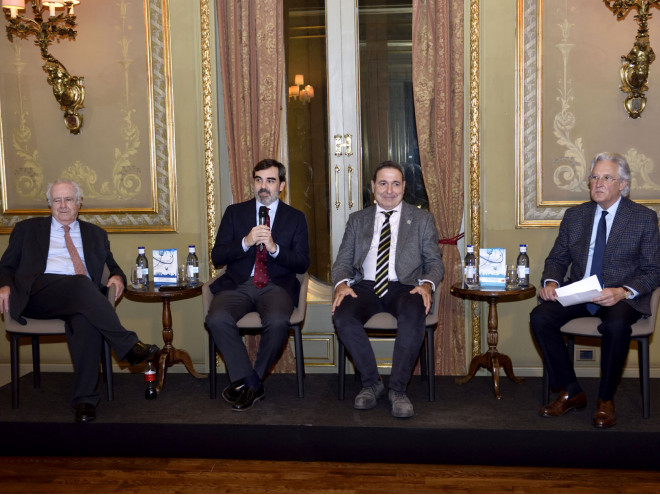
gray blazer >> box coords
[541,196,660,316]
[332,201,444,288]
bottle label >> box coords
[136,267,143,278]
[517,266,525,278]
[142,268,149,275]
[466,266,475,278]
[144,371,156,382]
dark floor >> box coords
[1,371,659,468]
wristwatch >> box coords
[623,287,635,300]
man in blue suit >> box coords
[531,152,660,428]
[206,159,310,411]
[0,180,158,422]
[332,161,444,418]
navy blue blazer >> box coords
[541,197,660,316]
[209,199,310,305]
[0,216,126,324]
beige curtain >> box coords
[412,0,466,375]
[216,0,296,373]
[216,0,284,201]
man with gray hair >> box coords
[0,180,158,422]
[531,152,660,428]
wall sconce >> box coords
[604,0,660,119]
[288,74,314,104]
[2,0,86,134]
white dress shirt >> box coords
[362,203,402,282]
[242,199,281,276]
[45,218,89,277]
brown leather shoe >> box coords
[539,390,587,417]
[593,399,616,428]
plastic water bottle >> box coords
[144,360,157,400]
[136,247,149,286]
[516,244,530,287]
[186,245,199,286]
[464,245,479,289]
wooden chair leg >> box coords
[637,336,650,419]
[11,334,19,409]
[426,327,435,402]
[293,325,305,398]
[31,336,40,389]
[102,339,114,401]
[208,331,217,399]
[337,339,345,400]
[419,340,428,382]
[542,365,549,405]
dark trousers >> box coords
[205,279,294,384]
[530,299,642,400]
[332,280,426,393]
[22,274,139,406]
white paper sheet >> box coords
[554,275,602,307]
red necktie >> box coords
[63,225,87,275]
[253,209,270,288]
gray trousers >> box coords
[333,281,426,393]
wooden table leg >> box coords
[153,296,207,394]
[455,296,524,398]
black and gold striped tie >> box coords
[374,211,394,297]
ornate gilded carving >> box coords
[469,0,481,359]
[200,0,217,280]
[604,0,660,118]
[3,0,86,134]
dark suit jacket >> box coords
[331,201,444,288]
[0,216,125,324]
[209,199,310,305]
[541,196,660,316]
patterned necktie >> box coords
[253,208,270,289]
[63,225,87,275]
[587,210,608,314]
[374,211,394,298]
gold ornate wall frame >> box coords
[0,0,176,233]
[468,0,482,359]
[516,0,660,228]
[200,0,216,280]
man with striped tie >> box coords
[331,161,444,418]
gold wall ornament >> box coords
[2,0,86,133]
[604,0,660,118]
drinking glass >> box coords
[129,266,143,289]
[178,264,187,286]
[505,264,518,290]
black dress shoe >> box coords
[124,341,159,366]
[75,403,96,423]
[232,385,265,411]
[222,381,245,404]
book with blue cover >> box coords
[479,247,506,287]
[152,248,178,285]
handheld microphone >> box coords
[258,206,268,252]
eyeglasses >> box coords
[51,197,76,205]
[588,175,620,184]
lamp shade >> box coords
[294,74,304,86]
[2,0,25,8]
